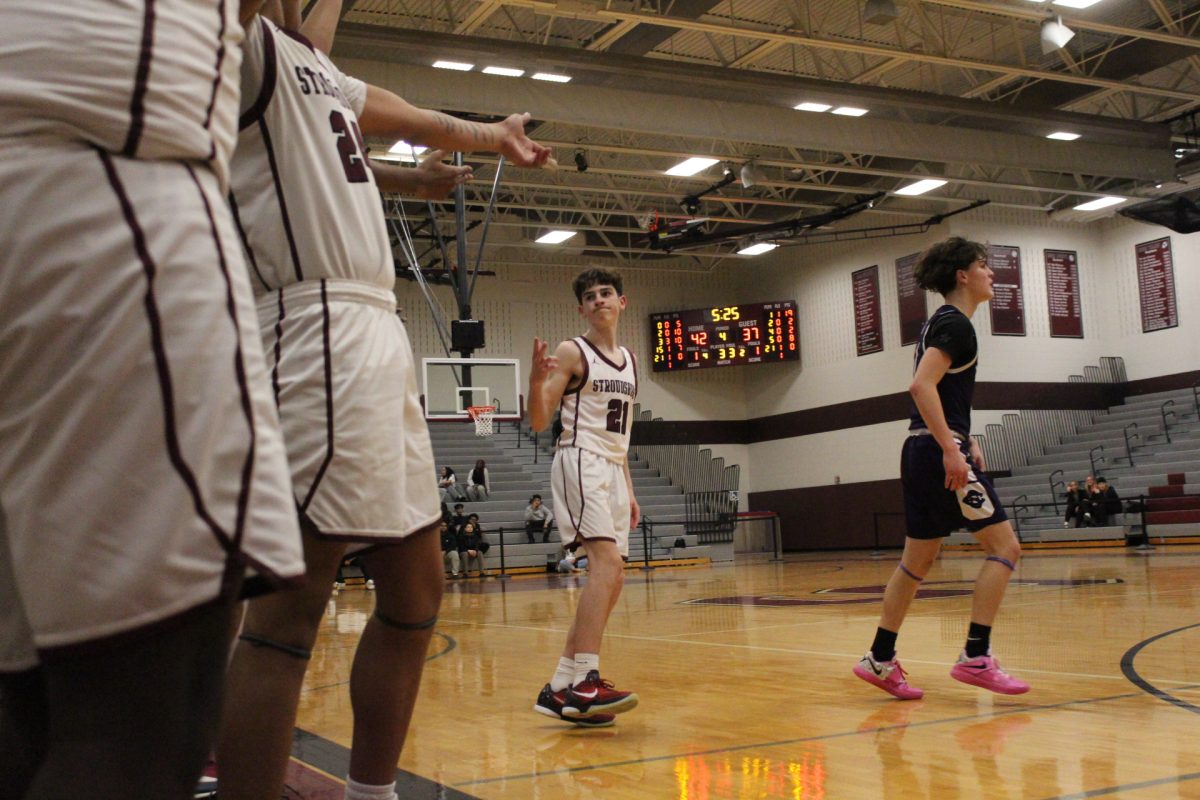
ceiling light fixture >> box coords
[863,0,898,25]
[832,106,869,117]
[384,141,429,162]
[482,66,525,77]
[1073,196,1125,211]
[531,72,572,82]
[1047,131,1081,141]
[535,230,576,244]
[1051,0,1102,8]
[432,60,474,71]
[665,157,719,176]
[894,178,948,196]
[737,242,778,256]
[1040,16,1075,54]
[795,102,832,112]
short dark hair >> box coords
[530,494,542,502]
[454,503,464,510]
[468,513,479,521]
[914,237,987,296]
[573,268,624,303]
[1096,476,1108,483]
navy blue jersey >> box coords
[908,305,976,437]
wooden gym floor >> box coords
[291,546,1200,799]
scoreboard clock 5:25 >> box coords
[650,301,799,372]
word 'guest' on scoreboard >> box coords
[651,301,799,372]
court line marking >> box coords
[1120,621,1200,715]
[455,687,1186,787]
[1039,770,1200,799]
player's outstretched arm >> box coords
[357,87,551,168]
[240,0,269,25]
[299,0,343,53]
[369,150,472,199]
[527,338,577,431]
[909,347,970,491]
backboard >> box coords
[422,358,522,421]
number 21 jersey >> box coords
[559,337,638,463]
[229,18,391,292]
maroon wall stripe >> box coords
[122,0,157,156]
[97,149,231,550]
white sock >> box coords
[573,653,600,686]
[550,656,575,691]
[343,777,398,800]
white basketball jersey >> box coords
[559,337,638,463]
[229,18,392,293]
[0,1,243,186]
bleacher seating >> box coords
[428,421,711,572]
[988,387,1200,543]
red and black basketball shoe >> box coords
[534,684,616,727]
[561,671,639,718]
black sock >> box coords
[870,628,898,662]
[965,622,991,658]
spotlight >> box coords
[863,0,898,25]
[722,164,735,180]
[740,162,765,188]
[1040,15,1075,54]
[574,149,588,173]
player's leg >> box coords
[343,524,443,788]
[22,600,238,799]
[949,519,1028,694]
[217,528,347,800]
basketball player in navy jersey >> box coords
[528,268,641,727]
[214,1,552,798]
[853,237,1028,700]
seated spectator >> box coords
[556,549,587,574]
[524,494,554,543]
[1084,478,1105,526]
[465,459,490,501]
[449,503,468,534]
[1063,480,1086,528]
[438,466,463,502]
[466,512,482,533]
[459,522,487,578]
[1093,477,1121,526]
[440,520,462,578]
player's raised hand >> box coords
[529,337,557,384]
[412,150,472,199]
[497,113,552,168]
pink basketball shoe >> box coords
[950,651,1030,695]
[853,653,924,700]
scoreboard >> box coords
[650,301,799,372]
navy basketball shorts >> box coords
[901,434,1007,540]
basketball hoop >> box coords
[467,405,496,437]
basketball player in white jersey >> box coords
[0,2,306,798]
[528,268,641,727]
[215,2,552,798]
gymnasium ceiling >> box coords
[328,0,1200,272]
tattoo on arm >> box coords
[434,113,499,148]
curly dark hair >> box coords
[914,237,988,296]
[572,267,624,303]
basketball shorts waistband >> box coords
[256,279,398,315]
[908,427,968,443]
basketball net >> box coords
[467,405,496,437]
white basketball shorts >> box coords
[257,279,440,546]
[0,139,305,672]
[552,446,630,558]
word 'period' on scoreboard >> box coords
[650,301,799,372]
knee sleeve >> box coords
[238,632,312,661]
[985,555,1017,571]
[373,609,438,631]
